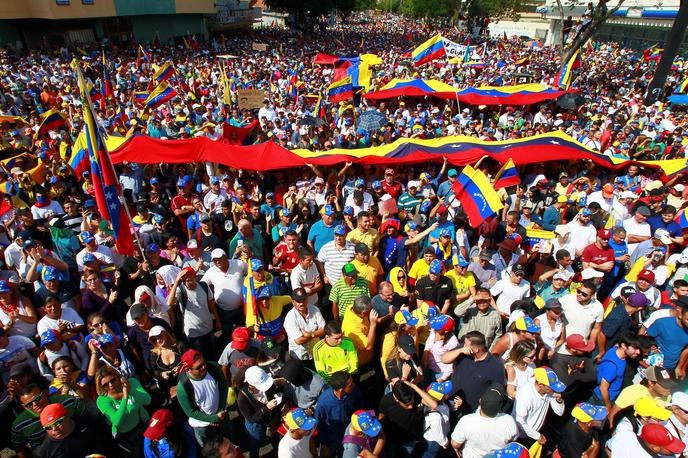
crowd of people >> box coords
[0,9,688,458]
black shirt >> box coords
[557,419,598,458]
[450,352,505,414]
[36,417,109,458]
[127,317,173,370]
[415,276,454,309]
[378,392,425,443]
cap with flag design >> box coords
[284,408,317,431]
[394,309,419,326]
[429,314,454,332]
[483,442,530,458]
[426,380,453,401]
[428,259,443,275]
[351,410,382,437]
[571,403,607,422]
[533,366,566,392]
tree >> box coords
[553,0,627,68]
[264,0,355,24]
[644,1,688,104]
[464,0,522,21]
[400,0,454,18]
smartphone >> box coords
[237,240,244,248]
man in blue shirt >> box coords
[542,195,567,231]
[308,205,337,253]
[437,168,458,200]
[259,192,282,218]
[593,331,641,411]
[646,300,688,373]
[314,371,363,458]
[647,205,684,245]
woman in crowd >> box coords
[0,279,37,338]
[48,355,91,400]
[81,268,120,323]
[148,325,187,400]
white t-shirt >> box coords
[566,221,596,256]
[201,261,247,311]
[557,293,604,355]
[490,278,531,315]
[587,191,614,212]
[284,306,325,360]
[606,428,653,457]
[278,431,314,458]
[290,263,320,306]
[623,218,651,255]
[188,372,220,427]
[37,308,84,337]
[0,298,36,338]
[424,403,451,446]
[0,335,36,384]
[450,410,519,458]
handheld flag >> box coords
[412,34,447,66]
[144,81,178,109]
[644,45,663,61]
[153,62,175,82]
[451,165,504,228]
[327,76,354,103]
[75,65,134,256]
[554,49,581,90]
[493,158,520,189]
[101,50,113,99]
[676,78,688,94]
[35,108,66,138]
[677,208,688,229]
[68,134,90,179]
[134,91,150,104]
[313,94,326,118]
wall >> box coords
[0,0,116,19]
[131,14,206,43]
[0,20,21,44]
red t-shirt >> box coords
[171,194,193,226]
[581,243,615,265]
[273,243,298,270]
[381,181,402,199]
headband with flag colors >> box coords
[75,60,134,256]
[144,81,178,109]
[153,62,175,83]
[451,165,504,228]
[554,49,581,90]
[493,158,520,190]
[326,76,354,103]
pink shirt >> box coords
[424,330,459,380]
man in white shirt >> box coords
[566,208,597,257]
[284,288,325,363]
[201,248,247,344]
[512,367,566,444]
[451,383,518,458]
[624,206,652,256]
[278,407,317,458]
[587,183,615,212]
[607,422,685,457]
[490,263,530,317]
[557,281,604,356]
[203,176,228,214]
[290,247,322,307]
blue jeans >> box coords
[244,419,266,458]
[422,440,443,458]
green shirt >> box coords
[313,337,358,380]
[12,394,85,450]
[329,277,370,318]
[96,378,151,435]
[397,192,421,213]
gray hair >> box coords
[352,295,372,315]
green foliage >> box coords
[465,0,522,20]
[354,0,377,10]
[400,0,454,17]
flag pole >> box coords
[74,60,146,261]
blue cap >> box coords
[429,314,455,332]
[83,253,96,263]
[351,410,382,437]
[256,285,272,300]
[372,180,382,189]
[177,178,187,188]
[152,214,164,224]
[572,402,608,422]
[439,228,452,238]
[79,231,94,244]
[420,200,432,213]
[279,208,291,218]
[22,239,36,249]
[210,176,220,185]
[427,380,453,400]
[42,266,58,282]
[580,208,592,217]
[0,280,10,292]
[146,243,160,253]
[97,333,115,345]
[407,222,419,231]
[284,408,317,431]
[394,309,420,326]
[343,206,354,215]
[447,169,458,177]
[84,199,96,208]
[428,259,443,275]
[354,178,365,188]
[334,224,347,236]
[322,205,335,216]
[40,329,59,347]
[250,258,263,271]
[266,192,275,198]
[453,255,469,267]
[150,177,159,185]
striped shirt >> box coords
[317,240,356,284]
[329,277,370,318]
[11,394,84,449]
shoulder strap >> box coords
[178,284,188,314]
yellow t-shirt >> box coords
[245,295,291,329]
[614,383,670,409]
[346,227,379,253]
[445,270,476,296]
[408,259,431,281]
[342,308,372,366]
[351,257,383,295]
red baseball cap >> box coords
[180,349,202,372]
[597,229,611,240]
[638,269,656,283]
[231,327,250,351]
[40,403,68,427]
[566,333,595,352]
[640,423,686,454]
[144,409,175,441]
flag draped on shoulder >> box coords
[75,61,134,256]
[451,165,504,228]
[144,81,178,109]
[554,49,581,90]
[493,158,520,189]
[327,76,354,103]
[412,34,447,66]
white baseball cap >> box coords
[211,248,226,260]
[244,366,274,392]
[407,180,419,189]
[669,391,688,411]
[581,268,604,280]
[620,190,639,199]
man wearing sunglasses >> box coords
[35,402,109,457]
[557,280,604,357]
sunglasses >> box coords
[43,417,65,431]
[100,378,118,387]
[90,321,104,328]
[190,362,205,371]
[22,392,44,408]
[576,289,591,298]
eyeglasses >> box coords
[22,392,44,408]
[90,321,104,329]
[189,362,205,371]
[43,417,65,431]
[100,378,118,388]
[576,289,591,298]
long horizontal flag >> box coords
[326,76,354,103]
[455,83,567,106]
[493,158,520,189]
[412,34,446,66]
[153,62,175,82]
[144,82,178,109]
[35,108,66,138]
[451,165,504,228]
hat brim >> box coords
[251,375,274,392]
[550,380,567,393]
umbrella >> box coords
[357,111,389,132]
[556,93,586,111]
[297,116,323,127]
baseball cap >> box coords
[42,266,58,282]
[552,270,570,281]
[627,292,651,309]
[144,409,175,440]
[343,206,354,215]
[211,248,226,260]
[637,269,656,283]
[545,298,562,310]
[479,250,493,261]
[602,183,615,197]
[566,333,595,352]
[480,383,506,417]
[321,204,335,216]
[245,366,274,392]
[129,302,147,320]
[79,230,95,244]
[395,310,419,327]
[634,396,671,420]
[199,213,211,223]
[83,253,96,263]
[334,224,347,236]
[354,178,365,188]
[514,316,540,333]
[284,408,317,431]
[428,259,443,275]
[148,325,166,340]
[250,258,263,271]
[645,366,677,389]
[146,243,160,254]
[597,228,611,240]
[180,349,203,373]
[265,192,275,198]
[372,180,382,189]
[261,337,281,358]
[654,228,672,245]
[429,314,454,332]
[354,243,369,255]
[581,268,604,280]
[673,295,688,310]
[620,285,637,297]
[453,255,469,268]
[342,263,358,277]
[637,206,651,217]
[186,239,199,249]
[40,329,59,347]
[397,334,417,355]
[279,208,291,218]
[669,392,688,411]
[231,327,250,351]
[447,169,458,177]
[511,263,526,276]
[426,380,453,401]
[291,287,308,302]
[39,403,68,427]
[533,367,566,393]
[418,301,439,320]
[351,410,382,437]
[556,194,568,203]
[571,403,607,422]
[640,423,686,454]
[256,285,273,300]
[407,180,419,189]
[97,333,115,346]
[485,443,529,458]
[439,228,452,238]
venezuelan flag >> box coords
[36,108,66,138]
[313,94,326,118]
[346,61,372,92]
[327,76,354,103]
[153,62,175,82]
[644,45,663,61]
[677,208,688,229]
[144,82,178,109]
[493,158,520,189]
[134,91,149,104]
[68,144,90,179]
[451,165,504,228]
[412,34,446,66]
[677,78,688,94]
[101,51,113,99]
[554,49,581,90]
